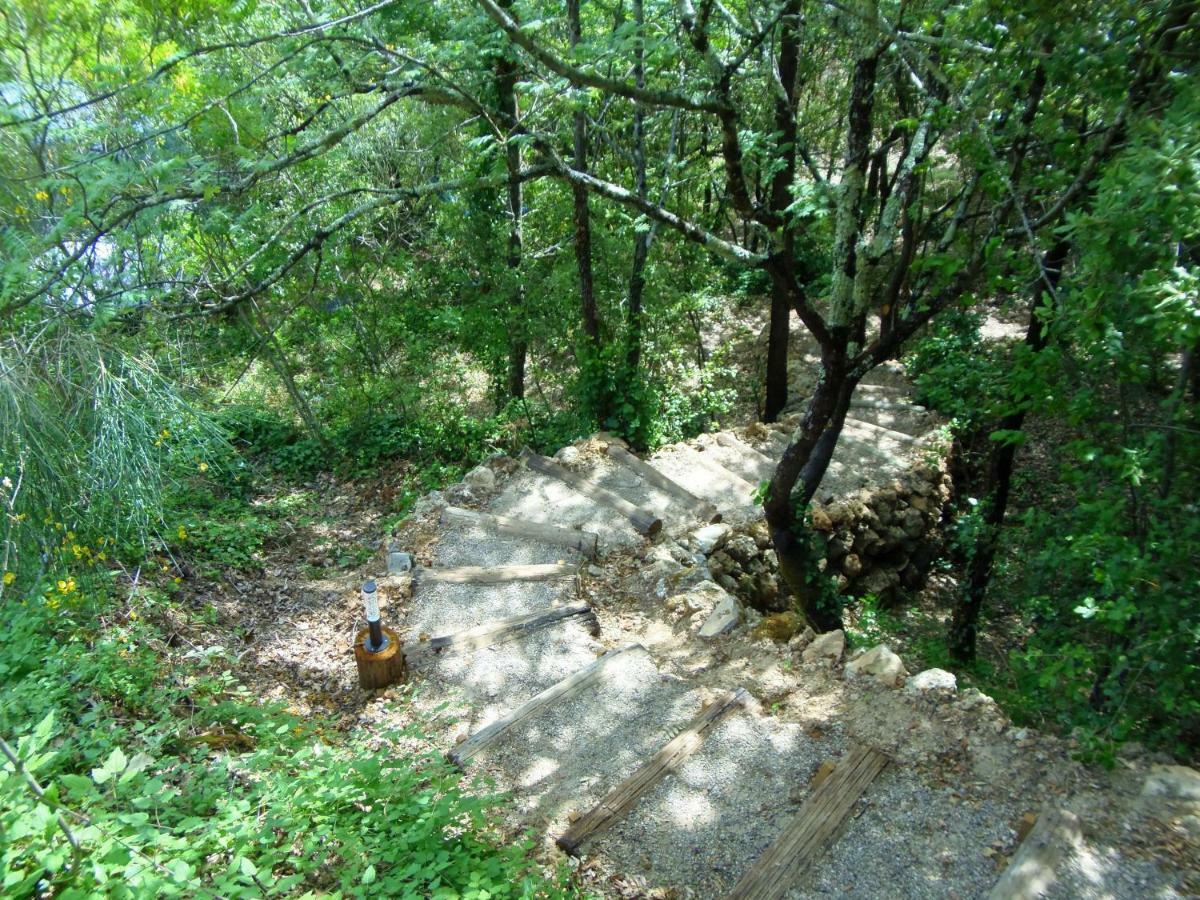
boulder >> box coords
[905,668,957,695]
[802,629,845,665]
[554,445,581,465]
[690,523,731,555]
[464,465,495,492]
[1142,765,1200,802]
[842,553,863,578]
[844,644,907,687]
[698,594,742,638]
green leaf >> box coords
[363,864,377,884]
[92,747,127,784]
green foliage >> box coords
[0,583,572,898]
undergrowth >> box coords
[0,570,575,898]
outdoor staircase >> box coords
[379,379,1027,899]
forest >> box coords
[1,0,1197,896]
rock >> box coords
[802,629,845,664]
[747,520,771,549]
[788,626,817,651]
[586,565,604,577]
[1142,765,1200,802]
[668,580,727,618]
[555,445,581,465]
[724,534,759,566]
[842,553,863,578]
[386,550,414,574]
[464,465,495,492]
[753,611,802,642]
[444,483,476,505]
[844,644,907,687]
[690,523,731,554]
[716,574,739,594]
[810,506,834,532]
[958,688,997,711]
[905,668,957,695]
[698,594,742,638]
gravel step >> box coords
[693,432,777,485]
[648,445,761,520]
[488,468,646,550]
[404,571,577,637]
[588,707,838,896]
[464,646,708,841]
[441,506,599,560]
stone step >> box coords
[843,415,922,446]
[414,562,578,585]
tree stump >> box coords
[353,626,406,690]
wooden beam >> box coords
[606,443,721,523]
[726,745,888,900]
[449,643,644,766]
[405,603,597,661]
[441,506,599,559]
[520,448,663,537]
[557,688,749,855]
[987,808,1083,900]
[415,563,577,585]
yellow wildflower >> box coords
[97,551,107,561]
[177,525,187,540]
[34,190,49,202]
[198,462,209,473]
[66,531,75,541]
[2,572,14,585]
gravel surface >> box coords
[404,574,576,636]
[1050,844,1189,899]
[648,445,760,520]
[592,707,837,896]
[432,523,585,567]
[792,771,1021,899]
[489,469,644,550]
[472,647,705,838]
[418,618,602,731]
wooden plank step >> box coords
[415,563,578,585]
[405,602,597,661]
[520,448,663,537]
[449,643,645,766]
[557,688,749,855]
[726,745,889,899]
[606,443,721,523]
[441,506,599,559]
[987,807,1082,900]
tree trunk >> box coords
[763,290,790,422]
[625,0,649,374]
[948,239,1068,662]
[567,0,600,347]
[497,0,526,399]
[763,349,858,631]
[239,302,330,451]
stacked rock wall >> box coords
[812,460,952,604]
